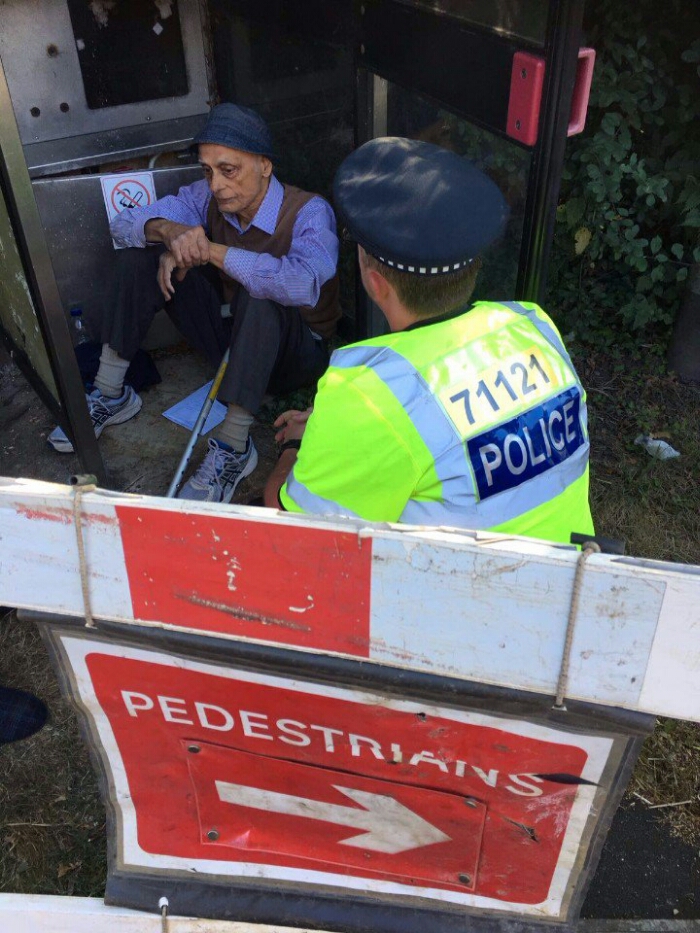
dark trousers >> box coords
[100,248,330,414]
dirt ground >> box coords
[0,341,280,501]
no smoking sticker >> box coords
[100,172,157,247]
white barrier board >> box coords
[1,476,699,722]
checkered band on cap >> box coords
[376,256,474,275]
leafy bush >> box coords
[548,0,700,353]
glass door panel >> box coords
[358,0,588,334]
[392,0,549,45]
[385,81,533,300]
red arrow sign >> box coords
[216,782,452,854]
[186,743,484,887]
[65,639,613,913]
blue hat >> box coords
[193,103,276,159]
[333,137,508,275]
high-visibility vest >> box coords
[281,300,594,544]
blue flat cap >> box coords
[193,103,276,159]
[333,137,508,274]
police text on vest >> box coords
[467,387,585,501]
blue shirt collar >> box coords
[225,175,283,234]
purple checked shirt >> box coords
[110,175,339,309]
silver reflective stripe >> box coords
[400,440,590,528]
[330,344,382,370]
[499,301,577,375]
[332,344,475,510]
[284,473,363,519]
[498,300,590,443]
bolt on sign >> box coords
[43,627,650,932]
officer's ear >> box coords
[358,246,391,304]
[365,267,393,304]
[260,156,272,178]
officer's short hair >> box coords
[361,251,482,318]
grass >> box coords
[0,346,699,901]
[577,344,700,844]
[0,611,107,895]
[583,351,700,566]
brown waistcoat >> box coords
[207,184,340,339]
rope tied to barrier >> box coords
[70,474,97,629]
[553,541,602,711]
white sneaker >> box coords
[47,385,142,453]
[178,437,258,503]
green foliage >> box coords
[548,0,700,352]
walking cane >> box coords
[166,348,230,498]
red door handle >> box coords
[506,47,596,146]
[567,47,596,136]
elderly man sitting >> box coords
[49,103,341,503]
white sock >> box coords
[216,404,253,453]
[94,344,130,399]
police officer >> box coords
[264,137,594,544]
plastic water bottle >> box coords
[70,307,90,346]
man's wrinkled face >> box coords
[198,144,272,223]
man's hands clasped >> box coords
[157,251,188,299]
[164,223,211,269]
[146,219,214,300]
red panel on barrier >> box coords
[85,650,592,905]
[116,506,372,653]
